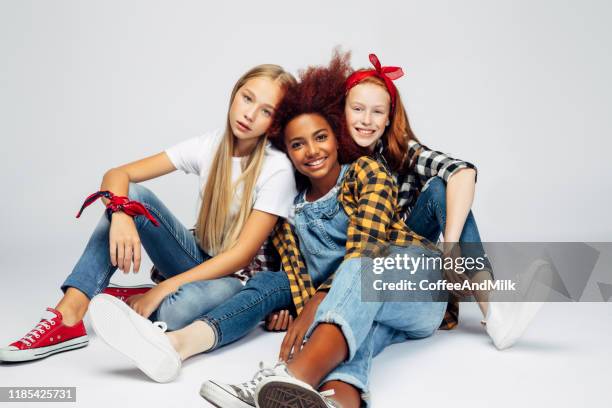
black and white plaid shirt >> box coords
[376,139,477,220]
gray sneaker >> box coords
[200,362,291,408]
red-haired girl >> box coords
[343,53,543,350]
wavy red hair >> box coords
[345,74,420,173]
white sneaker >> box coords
[88,294,181,382]
[485,259,549,350]
[201,362,295,408]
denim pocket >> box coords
[294,187,348,257]
[296,220,330,255]
[297,216,347,256]
[319,200,340,220]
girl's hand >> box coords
[279,292,326,361]
[265,310,293,332]
[109,211,142,273]
[127,281,178,318]
[442,242,472,297]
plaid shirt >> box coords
[382,139,477,328]
[384,139,478,220]
[272,156,458,330]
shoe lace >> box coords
[153,321,168,332]
[321,389,342,407]
[235,361,280,398]
[19,319,55,347]
[321,389,335,398]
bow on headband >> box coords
[345,53,404,111]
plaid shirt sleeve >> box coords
[272,219,316,314]
[408,140,477,183]
[342,157,399,259]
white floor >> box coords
[2,262,611,408]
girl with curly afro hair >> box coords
[268,49,367,191]
[202,52,451,408]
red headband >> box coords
[345,53,404,110]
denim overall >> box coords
[293,164,350,287]
[200,165,351,349]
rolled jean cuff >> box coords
[305,309,359,361]
[198,316,221,351]
[320,372,369,408]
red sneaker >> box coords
[0,308,88,362]
[102,284,154,302]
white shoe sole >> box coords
[200,380,255,408]
[106,284,155,289]
[89,294,180,383]
[0,336,89,362]
[487,259,549,350]
[488,301,545,350]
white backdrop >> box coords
[1,2,611,407]
[1,0,611,266]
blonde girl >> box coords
[0,64,296,363]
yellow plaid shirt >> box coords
[272,157,459,330]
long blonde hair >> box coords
[196,65,295,255]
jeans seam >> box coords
[315,219,338,249]
[93,263,116,298]
[142,203,204,264]
[335,263,361,312]
[295,221,321,256]
[214,286,291,324]
[363,324,377,389]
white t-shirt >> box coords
[165,130,296,252]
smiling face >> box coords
[344,82,391,151]
[284,113,340,184]
[229,76,284,143]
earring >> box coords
[386,120,390,126]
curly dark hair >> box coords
[269,50,369,171]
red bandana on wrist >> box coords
[345,53,404,111]
[76,190,160,227]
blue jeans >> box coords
[62,183,244,331]
[200,270,293,350]
[306,245,449,406]
[405,177,493,277]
